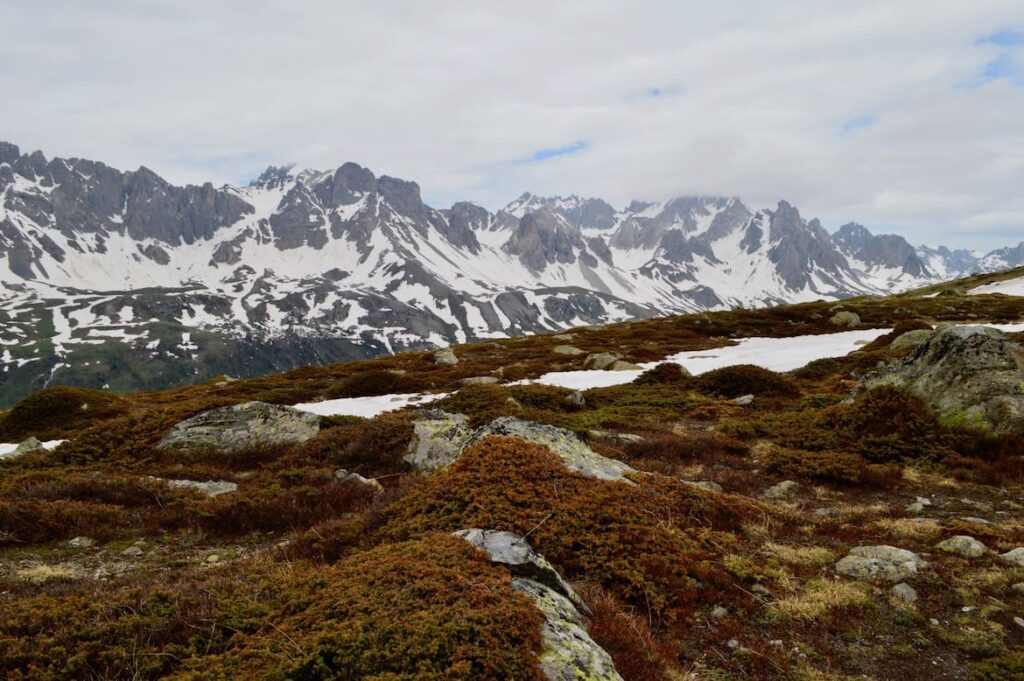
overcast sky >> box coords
[2,1,1023,249]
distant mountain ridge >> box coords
[0,141,1018,403]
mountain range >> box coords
[0,141,1019,404]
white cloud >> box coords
[1,0,1022,248]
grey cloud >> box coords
[1,0,1023,248]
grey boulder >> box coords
[405,410,473,472]
[856,325,1024,433]
[936,535,987,558]
[836,545,928,581]
[158,401,320,453]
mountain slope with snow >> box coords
[0,141,1015,404]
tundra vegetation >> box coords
[1,270,1024,680]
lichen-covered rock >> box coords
[160,478,238,497]
[453,529,584,612]
[890,329,933,350]
[829,311,861,328]
[609,360,643,371]
[936,535,987,558]
[553,345,586,356]
[433,347,459,365]
[836,545,928,581]
[459,376,500,386]
[335,468,384,493]
[405,410,473,472]
[513,579,624,681]
[1000,547,1024,566]
[454,529,623,681]
[583,352,620,370]
[856,325,1024,433]
[12,437,44,456]
[764,479,799,498]
[67,536,96,549]
[891,582,918,603]
[157,401,320,453]
[467,417,635,483]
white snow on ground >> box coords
[526,328,891,391]
[292,392,448,418]
[970,277,1024,297]
[0,439,66,459]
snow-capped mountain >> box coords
[0,142,1013,403]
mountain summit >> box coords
[0,143,1019,403]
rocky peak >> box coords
[0,141,20,165]
[766,201,850,290]
[314,161,378,207]
[503,207,586,271]
[251,164,295,189]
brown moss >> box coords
[761,447,901,487]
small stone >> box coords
[936,535,987,558]
[433,347,459,365]
[121,546,144,557]
[586,430,645,444]
[68,536,96,549]
[206,554,220,563]
[12,437,45,456]
[1011,582,1024,594]
[999,547,1024,566]
[731,394,754,406]
[836,545,928,582]
[459,376,500,386]
[959,516,991,525]
[686,480,723,493]
[711,606,729,621]
[751,584,772,599]
[891,582,918,604]
[553,345,586,356]
[1014,616,1024,630]
[609,360,643,371]
[583,352,620,369]
[829,311,861,328]
[727,638,740,649]
[905,496,932,515]
[334,469,384,493]
[564,391,587,408]
[551,333,575,341]
[161,478,238,497]
[765,480,799,499]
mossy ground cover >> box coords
[1,286,1023,679]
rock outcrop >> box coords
[157,401,320,452]
[466,417,636,483]
[856,325,1024,433]
[407,414,636,483]
[404,410,474,472]
[455,529,623,681]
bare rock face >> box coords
[454,529,623,681]
[157,401,320,453]
[857,325,1024,433]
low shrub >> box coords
[191,534,547,680]
[0,385,128,441]
[634,362,690,385]
[694,364,800,399]
[323,369,426,399]
[385,436,743,621]
[761,447,901,486]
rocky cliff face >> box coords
[0,142,1011,404]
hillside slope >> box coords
[2,142,1020,405]
[1,278,1023,679]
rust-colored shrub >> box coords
[576,583,674,681]
[324,369,426,399]
[192,534,547,680]
[634,362,690,385]
[0,385,128,441]
[761,447,900,487]
[694,364,800,399]
[385,436,742,621]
